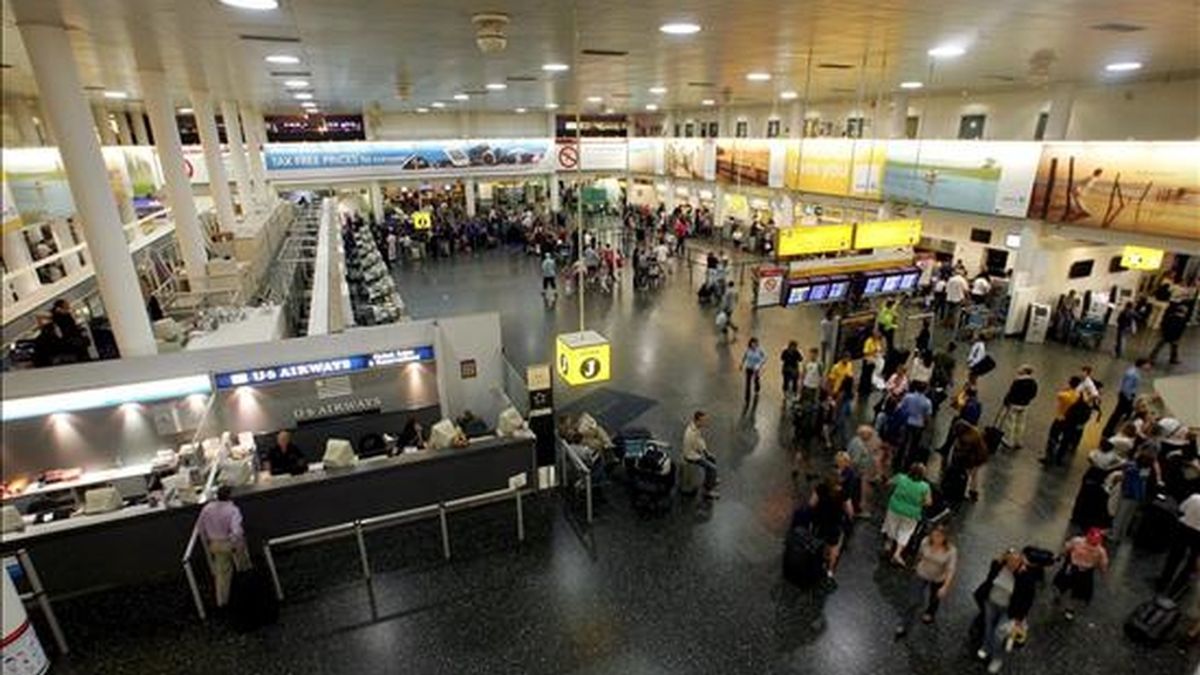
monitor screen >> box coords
[882,274,902,293]
[827,277,849,301]
[864,275,885,295]
[787,285,811,305]
[808,283,832,301]
[898,271,919,291]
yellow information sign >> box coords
[1120,246,1164,271]
[853,219,923,249]
[412,211,432,230]
[776,224,854,257]
[555,331,611,386]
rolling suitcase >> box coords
[1124,596,1181,645]
[984,408,1008,453]
[1134,495,1177,552]
[782,526,825,587]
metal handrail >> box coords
[558,438,594,524]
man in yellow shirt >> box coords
[827,353,855,400]
[1042,375,1083,467]
[859,331,885,398]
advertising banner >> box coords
[555,138,627,172]
[1,148,75,222]
[664,139,716,181]
[1028,141,1200,240]
[715,139,773,186]
[2,178,24,235]
[627,138,664,175]
[264,139,554,180]
[881,141,1041,217]
[785,138,886,198]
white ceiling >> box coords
[2,0,1198,115]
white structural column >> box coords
[788,101,802,139]
[1043,83,1075,141]
[35,99,56,145]
[2,231,39,296]
[130,109,149,145]
[190,90,238,230]
[549,173,561,213]
[91,103,117,145]
[889,93,910,139]
[664,177,677,212]
[14,6,156,356]
[140,68,207,284]
[369,181,385,223]
[114,110,133,145]
[241,105,270,204]
[49,218,83,273]
[463,178,476,217]
[219,101,253,214]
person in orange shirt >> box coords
[1041,376,1082,467]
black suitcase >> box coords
[1124,596,1181,645]
[1134,495,1178,552]
[228,567,279,632]
[983,425,1005,454]
[970,354,996,377]
[782,527,825,587]
[941,461,970,505]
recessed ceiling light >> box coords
[545,103,559,109]
[416,107,429,113]
[283,79,309,88]
[645,103,659,111]
[659,22,701,35]
[928,45,966,58]
[305,109,320,114]
[265,54,300,65]
[219,0,278,9]
[586,96,603,103]
[780,90,799,100]
[219,0,277,8]
[1105,61,1143,72]
[103,90,128,99]
[486,82,507,90]
[515,107,527,113]
[700,99,716,106]
[604,107,616,114]
[453,93,469,101]
[746,72,771,82]
[899,81,924,89]
[292,92,314,100]
[177,107,194,114]
[430,101,446,108]
[542,63,570,72]
[649,86,667,94]
[301,101,318,107]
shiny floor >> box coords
[46,245,1200,675]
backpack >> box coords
[1066,397,1093,426]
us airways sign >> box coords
[213,346,434,389]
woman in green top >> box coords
[881,463,932,566]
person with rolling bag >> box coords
[971,546,1048,674]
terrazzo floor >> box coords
[39,243,1200,675]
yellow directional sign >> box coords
[853,218,922,249]
[777,224,854,256]
[1120,245,1164,271]
[412,211,432,230]
[555,331,611,386]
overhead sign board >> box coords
[853,219,923,249]
[776,224,854,257]
[213,346,435,389]
[411,211,431,230]
[555,331,611,386]
[1120,246,1164,271]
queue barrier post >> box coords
[15,549,68,655]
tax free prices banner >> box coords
[264,139,554,180]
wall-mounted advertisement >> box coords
[716,139,773,187]
[664,139,716,181]
[554,138,627,172]
[628,138,664,175]
[2,179,23,235]
[1028,142,1200,241]
[881,141,1040,217]
[1,148,76,222]
[264,140,554,180]
[785,138,886,198]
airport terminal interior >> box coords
[1,1,1199,674]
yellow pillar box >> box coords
[555,331,611,386]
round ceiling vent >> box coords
[472,13,510,54]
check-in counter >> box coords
[0,434,536,599]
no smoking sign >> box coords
[557,144,579,170]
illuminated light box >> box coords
[556,331,611,386]
[412,211,432,230]
[213,346,435,389]
[853,218,922,249]
[777,224,854,256]
[1120,246,1164,271]
[2,375,212,422]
